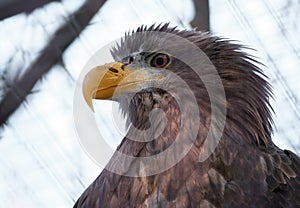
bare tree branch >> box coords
[0,0,60,20]
[0,0,107,126]
[190,0,210,31]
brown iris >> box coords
[150,53,171,68]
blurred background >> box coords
[0,0,299,207]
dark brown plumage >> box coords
[75,24,300,207]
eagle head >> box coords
[83,23,273,148]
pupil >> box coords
[156,57,164,66]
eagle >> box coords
[74,24,300,207]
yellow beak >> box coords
[82,62,161,110]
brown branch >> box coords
[0,0,60,20]
[190,0,210,31]
[0,0,107,126]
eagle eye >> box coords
[150,53,171,68]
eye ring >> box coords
[150,53,171,68]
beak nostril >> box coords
[121,64,126,70]
[109,67,118,73]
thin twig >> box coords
[190,0,210,31]
[0,0,59,20]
